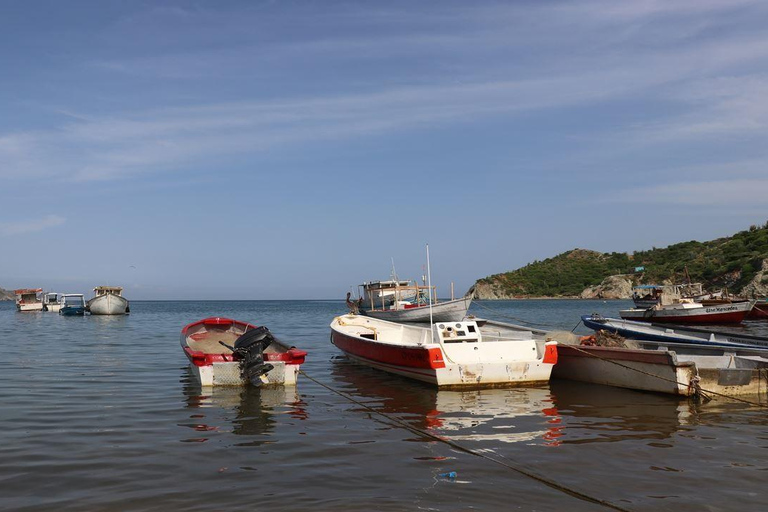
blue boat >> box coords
[59,294,86,316]
[581,314,768,349]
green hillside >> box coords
[475,222,768,297]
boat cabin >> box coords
[93,286,123,297]
[43,292,60,305]
[358,280,436,311]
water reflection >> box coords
[181,370,307,445]
[549,380,693,444]
[330,359,562,445]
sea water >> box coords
[1,299,767,511]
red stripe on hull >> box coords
[331,330,445,369]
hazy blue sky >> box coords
[2,0,768,299]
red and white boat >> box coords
[619,299,755,324]
[15,288,44,312]
[330,313,557,388]
[181,317,307,387]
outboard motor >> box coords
[226,327,275,386]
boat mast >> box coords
[426,244,434,336]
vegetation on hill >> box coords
[475,222,768,297]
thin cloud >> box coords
[609,179,768,206]
[0,215,66,236]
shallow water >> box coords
[1,299,767,511]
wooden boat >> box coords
[480,315,768,397]
[59,294,86,316]
[180,317,307,387]
[353,278,471,323]
[632,283,705,309]
[87,286,130,315]
[15,288,44,312]
[582,314,768,349]
[42,292,62,312]
[361,296,472,323]
[554,343,768,397]
[329,313,558,388]
[619,299,754,324]
[359,279,417,308]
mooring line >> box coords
[299,370,633,512]
[567,344,768,408]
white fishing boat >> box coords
[42,292,62,312]
[619,299,755,324]
[181,317,307,387]
[358,279,418,308]
[15,288,44,312]
[86,286,130,315]
[362,295,473,323]
[350,281,472,323]
[330,313,558,388]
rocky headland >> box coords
[469,223,768,299]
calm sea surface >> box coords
[2,299,768,511]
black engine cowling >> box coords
[232,326,275,386]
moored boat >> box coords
[42,292,62,312]
[582,314,768,349]
[361,296,472,323]
[553,342,768,397]
[619,299,754,324]
[358,279,418,309]
[15,288,44,312]
[181,317,307,387]
[87,286,130,315]
[59,294,86,316]
[329,313,557,388]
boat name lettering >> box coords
[704,306,737,313]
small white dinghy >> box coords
[330,313,558,388]
[181,317,307,387]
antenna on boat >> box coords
[426,244,434,337]
[390,257,398,281]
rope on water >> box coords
[566,344,768,408]
[472,300,559,329]
[299,369,633,512]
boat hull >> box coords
[361,297,472,323]
[619,301,753,324]
[554,344,768,396]
[59,306,85,316]
[87,294,129,315]
[554,345,696,395]
[17,303,44,312]
[45,304,62,313]
[330,314,556,389]
[181,317,306,387]
[582,315,768,348]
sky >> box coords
[2,0,768,300]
